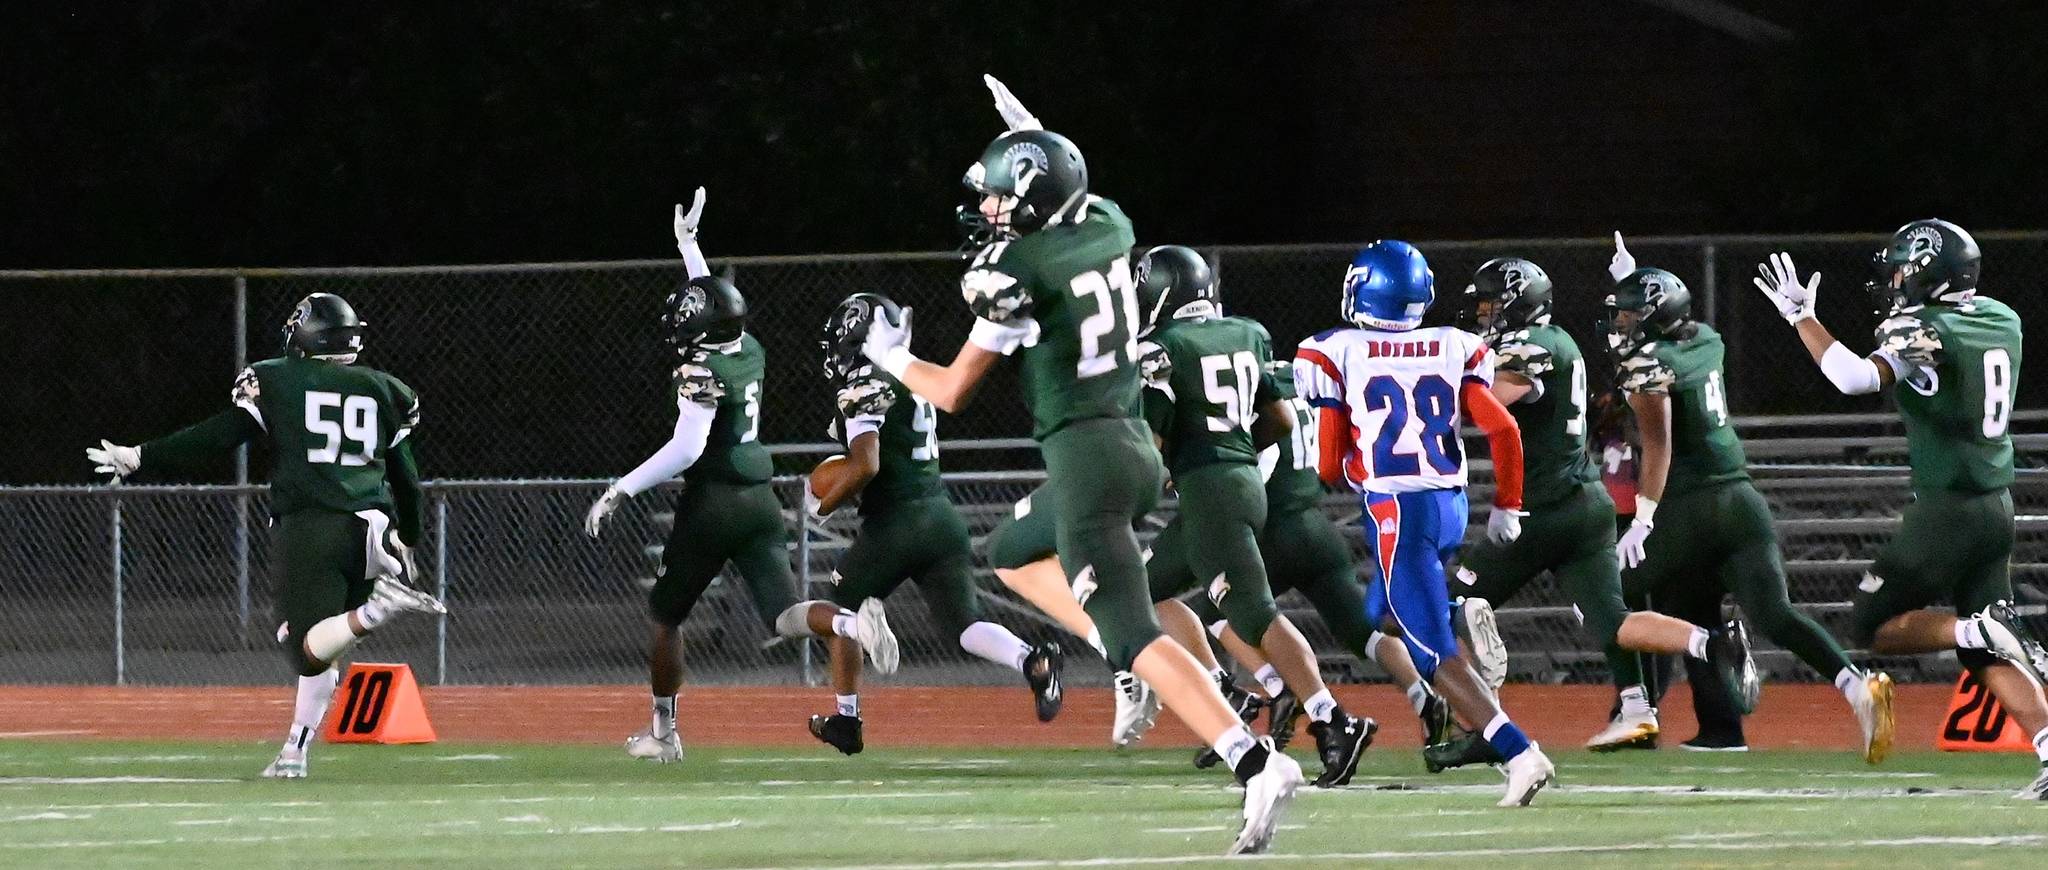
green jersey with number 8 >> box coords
[1493,323,1597,508]
[960,197,1141,440]
[1877,297,2023,494]
[831,364,944,515]
[1614,323,1748,497]
[676,335,773,485]
[1137,316,1283,475]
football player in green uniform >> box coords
[1752,220,2048,797]
[1601,235,1896,764]
[1453,256,1752,752]
[86,293,449,779]
[796,291,1063,755]
[585,192,896,763]
[860,94,1302,854]
[1130,245,1376,787]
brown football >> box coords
[807,454,852,501]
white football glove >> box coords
[673,187,707,248]
[1616,496,1658,569]
[861,306,915,375]
[392,539,422,582]
[983,74,1042,132]
[584,485,625,539]
[1608,231,1637,282]
[802,474,835,522]
[1752,250,1820,325]
[86,439,140,480]
[1485,506,1526,544]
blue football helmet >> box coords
[1342,240,1435,331]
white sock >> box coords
[1304,689,1337,723]
[302,613,365,664]
[1957,619,1989,650]
[2033,727,2048,764]
[836,694,859,717]
[282,670,339,756]
[1686,627,1710,660]
[831,610,859,639]
[1482,711,1511,740]
[1365,631,1388,666]
[1834,667,1863,699]
[1619,684,1653,717]
[1085,627,1108,660]
[1403,682,1429,715]
[652,695,677,738]
[1254,664,1285,698]
[1213,725,1258,768]
[958,622,1032,672]
[354,599,391,631]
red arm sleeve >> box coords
[1462,380,1523,510]
[1316,407,1352,487]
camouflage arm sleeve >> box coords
[1615,349,1675,396]
[1874,314,1944,374]
[1494,334,1554,400]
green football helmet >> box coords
[819,292,902,382]
[1135,245,1218,335]
[282,293,365,358]
[1867,218,1980,312]
[1601,268,1693,358]
[663,274,748,359]
[957,129,1088,248]
[1459,257,1553,343]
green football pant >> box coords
[1458,481,1640,688]
[1850,488,2014,646]
[1177,502,1373,662]
[828,496,983,639]
[987,417,1164,670]
[278,509,390,676]
[650,480,799,629]
[1623,480,1854,678]
[1142,463,1277,644]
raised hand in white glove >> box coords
[1608,231,1637,282]
[585,485,625,539]
[1752,251,1820,325]
[983,74,1042,132]
[674,187,707,247]
[1486,506,1527,544]
[86,439,139,480]
[1615,496,1657,569]
[861,306,915,377]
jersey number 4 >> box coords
[306,391,378,466]
[1363,375,1460,476]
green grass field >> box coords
[1,741,2041,868]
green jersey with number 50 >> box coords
[1615,323,1748,497]
[1138,316,1282,475]
[676,335,772,485]
[960,197,1141,440]
[1262,362,1328,516]
[832,364,943,515]
[1493,323,1597,508]
[223,355,419,518]
[1877,297,2022,494]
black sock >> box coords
[1232,741,1271,786]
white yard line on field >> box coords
[0,731,96,739]
[0,777,234,785]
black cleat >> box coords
[1265,689,1303,752]
[1221,677,1268,724]
[1708,618,1761,715]
[1680,734,1749,752]
[1023,642,1065,722]
[808,714,863,755]
[1308,710,1376,787]
[1423,729,1503,773]
[1418,685,1454,746]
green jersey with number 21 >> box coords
[960,197,1142,440]
[1614,323,1748,497]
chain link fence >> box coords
[3,233,2044,687]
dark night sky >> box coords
[2,1,2045,269]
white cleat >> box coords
[370,576,448,616]
[261,752,307,779]
[1456,597,1508,692]
[1498,744,1554,807]
[2015,765,2048,800]
[624,727,683,763]
[1974,602,2048,689]
[1228,738,1302,855]
[1847,670,1896,765]
[855,597,900,675]
[1585,710,1660,752]
[1111,670,1160,747]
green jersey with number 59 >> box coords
[832,364,943,516]
[1877,297,2022,494]
[1615,323,1748,496]
[1493,323,1597,508]
[197,355,418,518]
[676,335,772,485]
[960,197,1141,440]
[1137,316,1282,475]
[1262,362,1328,516]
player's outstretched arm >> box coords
[673,187,710,279]
[1462,382,1526,543]
[862,308,1003,414]
[1752,251,1900,395]
[586,395,716,537]
[92,405,264,482]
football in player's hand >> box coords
[808,455,855,507]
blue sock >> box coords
[1483,713,1531,762]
